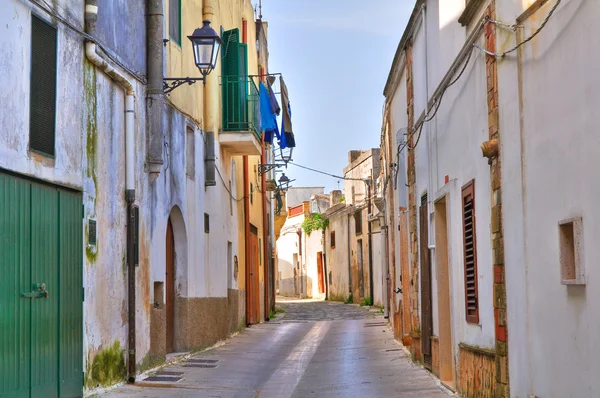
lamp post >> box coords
[163,20,223,94]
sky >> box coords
[261,0,414,192]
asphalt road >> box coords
[102,299,449,398]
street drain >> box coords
[144,376,182,382]
[182,363,218,369]
[364,322,387,327]
[385,348,402,352]
[188,358,220,364]
[155,370,184,376]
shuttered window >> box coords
[29,15,57,157]
[221,28,249,131]
[330,231,336,249]
[462,180,479,323]
[169,0,181,45]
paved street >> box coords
[102,300,449,398]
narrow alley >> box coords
[103,299,449,398]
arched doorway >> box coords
[166,218,175,353]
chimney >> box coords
[330,190,342,207]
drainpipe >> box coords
[347,211,352,300]
[147,0,164,177]
[366,180,374,306]
[84,0,137,382]
[203,0,216,185]
[262,137,269,319]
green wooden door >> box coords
[0,172,83,398]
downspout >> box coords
[262,137,269,319]
[347,211,352,301]
[366,180,374,305]
[84,0,137,382]
[203,0,216,186]
[147,0,165,176]
[422,4,435,250]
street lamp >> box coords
[163,20,223,94]
[278,173,294,193]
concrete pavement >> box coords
[101,299,450,398]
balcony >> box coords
[220,76,262,156]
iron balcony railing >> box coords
[222,75,261,140]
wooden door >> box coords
[317,252,325,294]
[166,219,175,353]
[420,198,433,368]
[357,239,364,298]
[247,228,260,324]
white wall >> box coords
[499,0,600,396]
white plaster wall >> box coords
[325,210,350,300]
[276,215,302,296]
[430,41,494,350]
[286,187,324,208]
[389,73,408,312]
[0,1,83,188]
[499,1,599,396]
[304,228,325,299]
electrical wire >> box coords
[30,0,146,84]
[288,162,367,182]
[501,0,561,56]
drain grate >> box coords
[364,322,387,327]
[182,363,218,369]
[144,376,182,382]
[155,371,184,376]
[385,348,402,352]
[188,358,219,364]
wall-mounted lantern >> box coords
[163,20,223,94]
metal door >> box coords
[420,198,433,369]
[166,219,175,353]
[0,172,83,398]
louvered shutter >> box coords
[462,181,479,323]
[29,15,57,157]
[222,29,241,130]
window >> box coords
[559,217,585,285]
[250,183,253,204]
[221,28,250,132]
[30,15,57,157]
[204,213,210,233]
[462,180,479,323]
[354,210,363,235]
[311,200,318,213]
[169,0,181,45]
[186,126,195,179]
[330,231,336,249]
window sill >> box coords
[458,0,487,26]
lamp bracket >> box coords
[163,77,206,94]
[258,163,285,176]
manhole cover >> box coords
[188,358,219,364]
[144,376,182,382]
[182,364,218,369]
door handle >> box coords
[21,283,49,299]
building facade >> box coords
[0,0,283,396]
[380,0,600,397]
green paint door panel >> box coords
[0,172,83,398]
[0,173,31,398]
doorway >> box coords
[246,224,260,324]
[317,251,325,294]
[166,219,175,353]
[357,239,364,298]
[420,194,433,369]
[0,171,83,397]
[435,196,455,388]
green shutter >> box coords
[221,29,251,132]
[29,15,57,157]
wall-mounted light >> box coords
[163,20,223,94]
